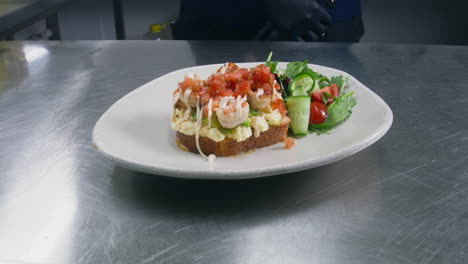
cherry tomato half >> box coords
[309,102,328,124]
[329,83,339,97]
[312,83,340,104]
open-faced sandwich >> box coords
[171,63,290,160]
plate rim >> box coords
[92,62,393,180]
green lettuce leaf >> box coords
[330,76,350,94]
[309,92,356,134]
[284,61,309,79]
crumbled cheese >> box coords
[172,105,281,144]
[250,116,269,137]
[199,126,226,142]
[227,126,252,142]
[171,117,226,142]
[262,105,273,113]
[173,108,190,121]
[178,120,197,136]
[264,109,282,126]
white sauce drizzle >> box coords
[235,97,241,113]
[208,154,216,162]
[195,96,207,159]
[182,88,192,120]
[272,87,282,100]
[271,79,283,100]
[207,98,213,128]
[235,95,246,118]
[218,96,232,109]
[253,117,260,137]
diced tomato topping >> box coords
[233,80,251,97]
[252,65,275,84]
[239,68,250,79]
[271,98,287,116]
[207,74,227,97]
[190,64,277,100]
[224,71,243,88]
[196,88,211,103]
[178,76,204,92]
[284,137,295,149]
[218,88,233,97]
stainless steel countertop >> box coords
[0,41,467,264]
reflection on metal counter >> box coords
[0,41,467,264]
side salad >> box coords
[265,52,356,136]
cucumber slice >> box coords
[312,80,321,93]
[291,87,307,96]
[290,73,315,94]
[308,77,328,95]
[286,96,311,136]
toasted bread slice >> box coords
[177,117,290,157]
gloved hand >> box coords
[256,0,332,41]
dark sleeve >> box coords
[179,0,258,27]
[328,0,361,22]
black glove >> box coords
[256,0,332,41]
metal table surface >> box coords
[0,41,467,264]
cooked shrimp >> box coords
[217,62,239,74]
[202,97,219,116]
[178,88,210,108]
[215,96,249,129]
[247,89,272,110]
[177,74,209,107]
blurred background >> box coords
[1,0,467,45]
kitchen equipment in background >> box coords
[144,22,173,40]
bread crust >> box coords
[176,118,290,157]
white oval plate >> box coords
[93,63,393,179]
